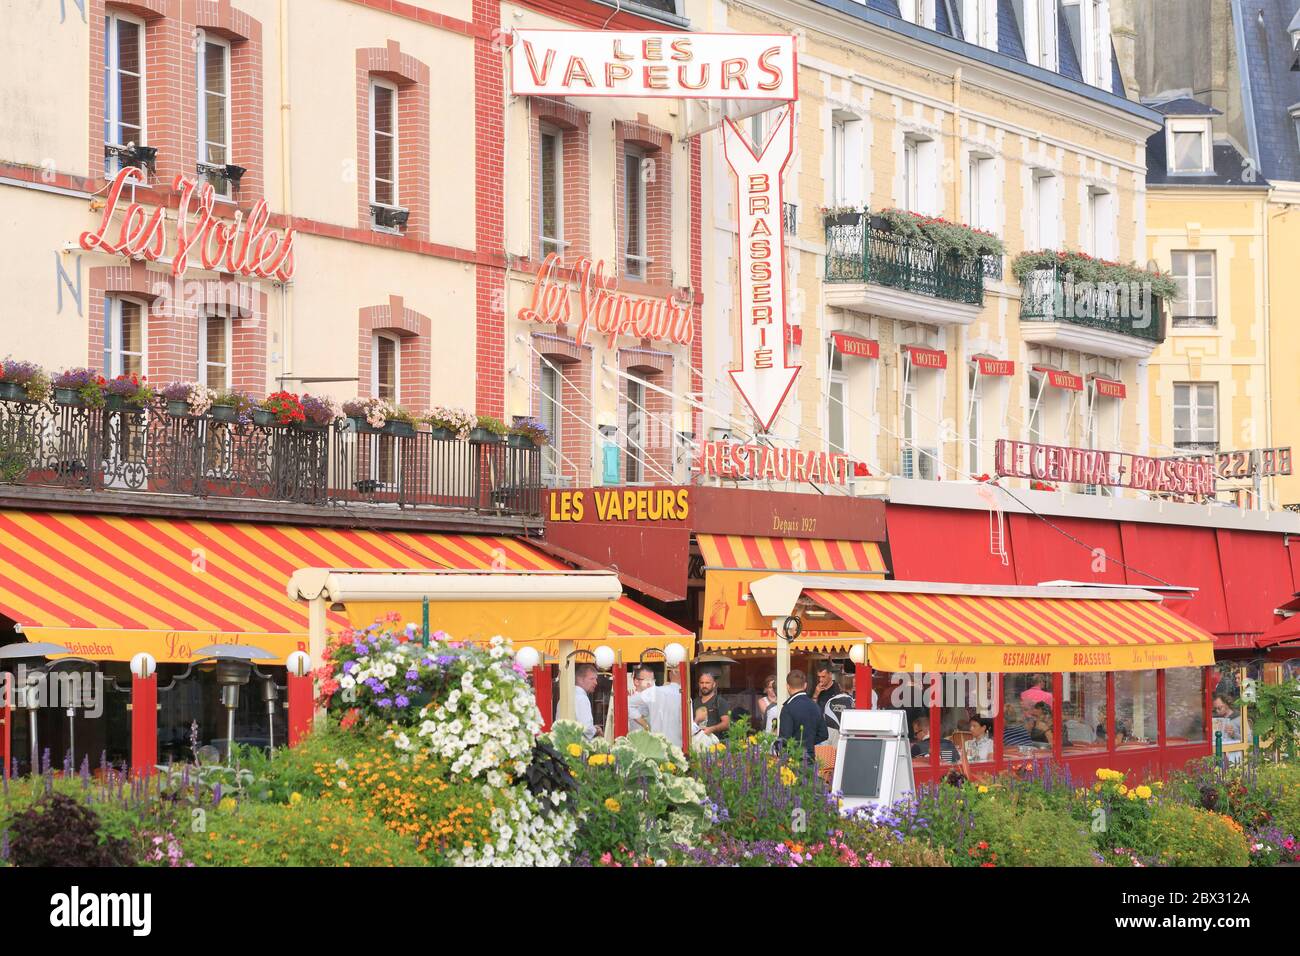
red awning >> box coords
[1092,377,1127,399]
[1033,366,1083,391]
[905,345,947,369]
[832,332,879,359]
[974,356,1014,376]
[884,505,1019,585]
[1008,513,1128,586]
[1215,529,1297,637]
[1258,614,1300,648]
[1118,522,1230,635]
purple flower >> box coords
[405,669,419,680]
[376,698,392,708]
[342,661,358,674]
[395,695,410,708]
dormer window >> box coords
[1064,0,1110,88]
[1165,117,1213,174]
[1290,103,1300,149]
[1014,0,1059,72]
[899,0,936,30]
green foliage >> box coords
[1146,802,1250,867]
[876,207,1005,260]
[180,798,427,866]
[237,730,369,804]
[967,796,1097,867]
[474,415,508,435]
[1259,763,1300,837]
[1011,249,1178,299]
[837,818,951,867]
[1246,680,1300,759]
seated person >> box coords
[910,714,960,763]
[1003,705,1038,748]
[691,705,721,753]
[964,716,995,763]
[1028,702,1053,746]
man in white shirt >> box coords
[574,663,600,739]
[628,665,683,748]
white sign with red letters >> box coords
[510,31,797,100]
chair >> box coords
[814,744,837,785]
[950,730,972,754]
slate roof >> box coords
[1145,109,1270,187]
[1149,97,1224,116]
[1234,0,1300,181]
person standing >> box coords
[693,670,730,741]
[821,683,856,747]
[756,675,778,731]
[629,665,684,748]
[812,664,840,710]
[574,663,600,739]
[777,670,828,759]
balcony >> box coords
[824,214,985,325]
[1019,264,1167,359]
[0,398,543,526]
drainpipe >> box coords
[278,0,294,389]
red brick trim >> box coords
[356,42,431,242]
[339,0,490,39]
[358,295,432,411]
[513,0,684,30]
[531,332,584,364]
[195,1,265,203]
[615,118,673,287]
[529,99,590,263]
[689,136,703,441]
[473,0,505,417]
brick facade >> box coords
[615,119,673,287]
[619,347,675,483]
[358,296,433,411]
[532,332,593,487]
[472,0,505,418]
[355,41,431,241]
[528,98,591,264]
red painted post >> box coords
[1,673,10,779]
[993,673,1004,772]
[855,663,874,709]
[1052,672,1063,764]
[612,661,629,738]
[929,672,941,777]
[130,673,157,777]
[534,664,553,732]
[1156,669,1167,750]
[678,661,690,749]
[287,673,313,746]
[1106,672,1117,755]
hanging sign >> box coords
[906,345,947,370]
[973,357,1014,376]
[79,166,297,281]
[518,254,694,349]
[510,31,797,100]
[723,103,799,432]
[995,439,1216,496]
[833,333,880,359]
[695,440,850,485]
[1092,377,1127,399]
[1034,367,1084,391]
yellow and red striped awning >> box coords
[0,510,690,663]
[806,588,1216,672]
[697,533,886,573]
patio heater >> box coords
[193,644,275,760]
[0,641,71,775]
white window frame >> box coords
[1170,250,1217,327]
[1027,370,1044,444]
[831,117,847,208]
[1068,0,1112,88]
[1087,186,1116,259]
[539,360,563,483]
[539,124,565,259]
[1017,0,1059,71]
[899,0,936,29]
[369,77,399,210]
[196,32,233,198]
[104,11,147,176]
[962,0,998,50]
[623,147,649,280]
[966,152,996,231]
[625,377,646,483]
[372,331,401,404]
[104,296,148,378]
[1165,118,1214,174]
[967,362,983,475]
[198,312,233,391]
[1033,170,1060,250]
[828,348,848,455]
[1173,382,1218,453]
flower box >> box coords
[383,420,416,438]
[347,416,379,435]
[211,405,240,424]
[427,426,455,441]
[166,400,192,417]
[252,409,277,427]
[507,433,536,450]
[468,427,503,444]
[827,212,860,227]
[53,387,84,407]
[0,382,25,402]
[297,420,329,432]
[104,394,126,412]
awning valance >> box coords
[0,511,691,663]
[697,534,886,573]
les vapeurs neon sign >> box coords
[79,166,297,281]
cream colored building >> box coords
[693,0,1167,498]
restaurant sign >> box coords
[995,439,1216,496]
[510,31,797,100]
[79,166,297,281]
[518,254,694,348]
[695,440,851,485]
[548,488,691,523]
[1173,446,1293,481]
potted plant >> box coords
[160,381,215,418]
[381,405,417,438]
[822,205,861,227]
[875,208,1006,262]
[422,406,476,441]
[342,397,391,434]
[507,416,550,449]
[299,393,341,431]
[52,368,106,409]
[210,389,252,424]
[102,373,154,414]
[0,360,50,403]
[468,414,507,444]
[257,391,306,427]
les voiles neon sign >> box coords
[79,166,297,281]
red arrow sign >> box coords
[722,103,799,433]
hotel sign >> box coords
[510,31,797,100]
[995,439,1217,496]
[833,333,879,360]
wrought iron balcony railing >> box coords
[0,398,543,517]
[824,214,986,306]
[1018,264,1166,344]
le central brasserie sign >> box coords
[995,439,1216,496]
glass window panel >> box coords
[1060,672,1108,751]
[373,86,394,134]
[1173,131,1203,171]
[1164,668,1204,743]
[625,152,644,275]
[117,21,140,74]
[1001,673,1054,755]
[939,672,995,765]
[120,302,141,355]
[828,380,845,453]
[540,131,560,250]
[376,336,397,402]
[1114,670,1157,747]
[119,71,141,134]
[205,42,226,94]
[205,93,227,149]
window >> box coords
[625,378,645,482]
[196,35,232,197]
[1027,371,1043,443]
[1089,0,1111,89]
[1032,171,1060,249]
[902,135,938,215]
[199,314,231,391]
[103,13,145,176]
[1087,187,1115,259]
[539,126,564,259]
[373,333,399,403]
[962,0,997,49]
[1165,118,1213,174]
[1164,668,1205,743]
[1015,0,1059,71]
[899,0,935,28]
[540,362,562,483]
[624,149,648,279]
[103,298,145,378]
[966,153,995,231]
[1170,251,1216,327]
[967,364,982,475]
[369,79,398,210]
[831,118,848,208]
[1060,672,1107,750]
[1173,382,1218,452]
[828,350,847,454]
[1114,669,1157,748]
[1002,673,1054,754]
[937,673,996,765]
[902,138,920,213]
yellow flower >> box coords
[1118,785,1128,796]
[1135,785,1152,800]
[218,796,237,813]
[747,736,758,745]
[779,766,797,787]
[289,792,303,806]
[977,785,989,794]
[1126,790,1138,801]
[604,797,621,813]
[711,743,726,753]
[567,744,583,758]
